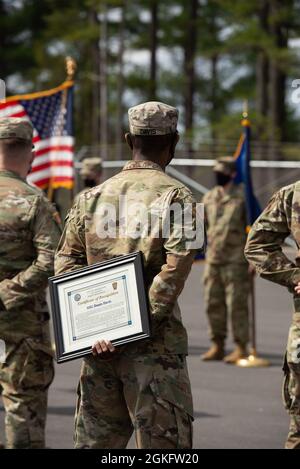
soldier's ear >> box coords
[29,151,35,165]
[171,131,179,152]
[125,133,133,150]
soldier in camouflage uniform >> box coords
[0,118,61,449]
[245,182,300,449]
[201,157,250,363]
[55,101,204,449]
[74,157,102,203]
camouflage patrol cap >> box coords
[128,101,178,136]
[0,117,33,142]
[213,156,237,175]
[80,157,102,178]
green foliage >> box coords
[1,0,300,148]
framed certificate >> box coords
[49,251,151,363]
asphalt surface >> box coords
[0,262,292,449]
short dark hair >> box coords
[0,138,32,157]
[130,132,177,154]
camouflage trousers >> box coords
[203,263,250,346]
[0,334,54,449]
[74,352,193,449]
[283,309,300,449]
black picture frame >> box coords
[49,251,151,363]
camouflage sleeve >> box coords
[0,195,62,311]
[245,188,299,290]
[149,187,201,318]
[55,201,87,275]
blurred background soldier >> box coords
[0,118,61,448]
[201,156,250,364]
[245,183,300,449]
[75,157,102,202]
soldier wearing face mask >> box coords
[74,157,102,204]
[201,156,250,364]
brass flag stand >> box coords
[237,274,270,367]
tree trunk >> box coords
[89,8,101,146]
[116,3,126,160]
[184,0,198,141]
[184,0,198,176]
[149,0,158,99]
[256,0,269,160]
[268,0,288,158]
[99,3,108,161]
[210,54,218,153]
[256,52,269,120]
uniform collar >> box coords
[0,169,25,181]
[122,160,164,172]
[216,183,241,201]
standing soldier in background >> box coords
[245,182,300,449]
[55,101,203,449]
[74,157,102,203]
[0,118,61,448]
[201,157,250,363]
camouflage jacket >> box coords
[203,183,248,264]
[73,187,90,205]
[245,182,300,299]
[0,170,61,341]
[55,160,202,355]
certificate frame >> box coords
[49,251,151,363]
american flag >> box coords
[0,81,74,190]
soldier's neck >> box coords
[220,181,234,194]
[132,152,166,171]
[0,164,26,179]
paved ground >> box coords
[0,262,293,449]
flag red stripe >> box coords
[0,101,19,109]
[9,111,27,118]
[32,161,73,172]
[35,145,74,157]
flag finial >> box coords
[65,56,77,81]
[241,99,250,127]
[242,99,248,119]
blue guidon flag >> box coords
[233,117,261,229]
[0,80,74,191]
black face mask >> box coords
[84,178,96,188]
[215,172,232,187]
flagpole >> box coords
[237,272,270,367]
[236,101,270,368]
[250,273,257,353]
[243,99,248,119]
[47,57,76,201]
